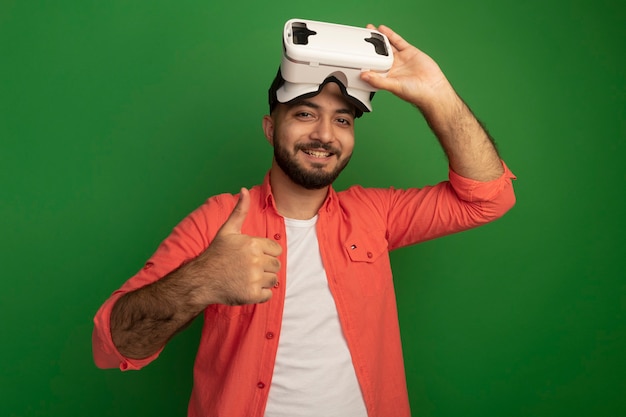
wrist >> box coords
[412,80,460,117]
[168,259,218,310]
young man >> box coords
[93,24,516,417]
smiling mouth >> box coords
[303,149,333,158]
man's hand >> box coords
[191,188,283,306]
[360,24,453,110]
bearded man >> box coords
[93,23,516,417]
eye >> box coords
[295,111,314,119]
[336,117,352,126]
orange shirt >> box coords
[93,164,516,417]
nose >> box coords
[310,117,334,144]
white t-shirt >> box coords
[264,216,368,417]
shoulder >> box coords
[335,185,399,221]
[198,184,264,211]
[184,184,264,232]
[337,184,398,207]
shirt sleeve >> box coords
[92,292,163,370]
[383,160,517,250]
[448,161,517,203]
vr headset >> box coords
[269,18,394,117]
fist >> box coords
[193,188,283,306]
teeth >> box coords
[304,150,331,158]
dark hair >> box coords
[268,68,370,118]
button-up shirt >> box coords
[93,163,516,417]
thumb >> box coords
[220,187,250,234]
[361,71,394,92]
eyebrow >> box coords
[289,99,356,117]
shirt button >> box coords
[367,251,373,258]
[257,382,265,389]
[265,332,274,339]
[274,281,280,288]
[273,233,281,240]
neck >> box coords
[269,164,329,220]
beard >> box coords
[273,138,352,190]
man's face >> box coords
[264,82,356,190]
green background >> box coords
[1,0,624,416]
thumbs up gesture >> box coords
[189,188,283,306]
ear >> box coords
[262,115,275,145]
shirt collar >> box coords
[259,171,338,214]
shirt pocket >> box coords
[344,230,392,296]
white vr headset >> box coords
[269,18,394,117]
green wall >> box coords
[2,1,624,416]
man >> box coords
[93,24,516,417]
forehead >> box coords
[313,82,351,104]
